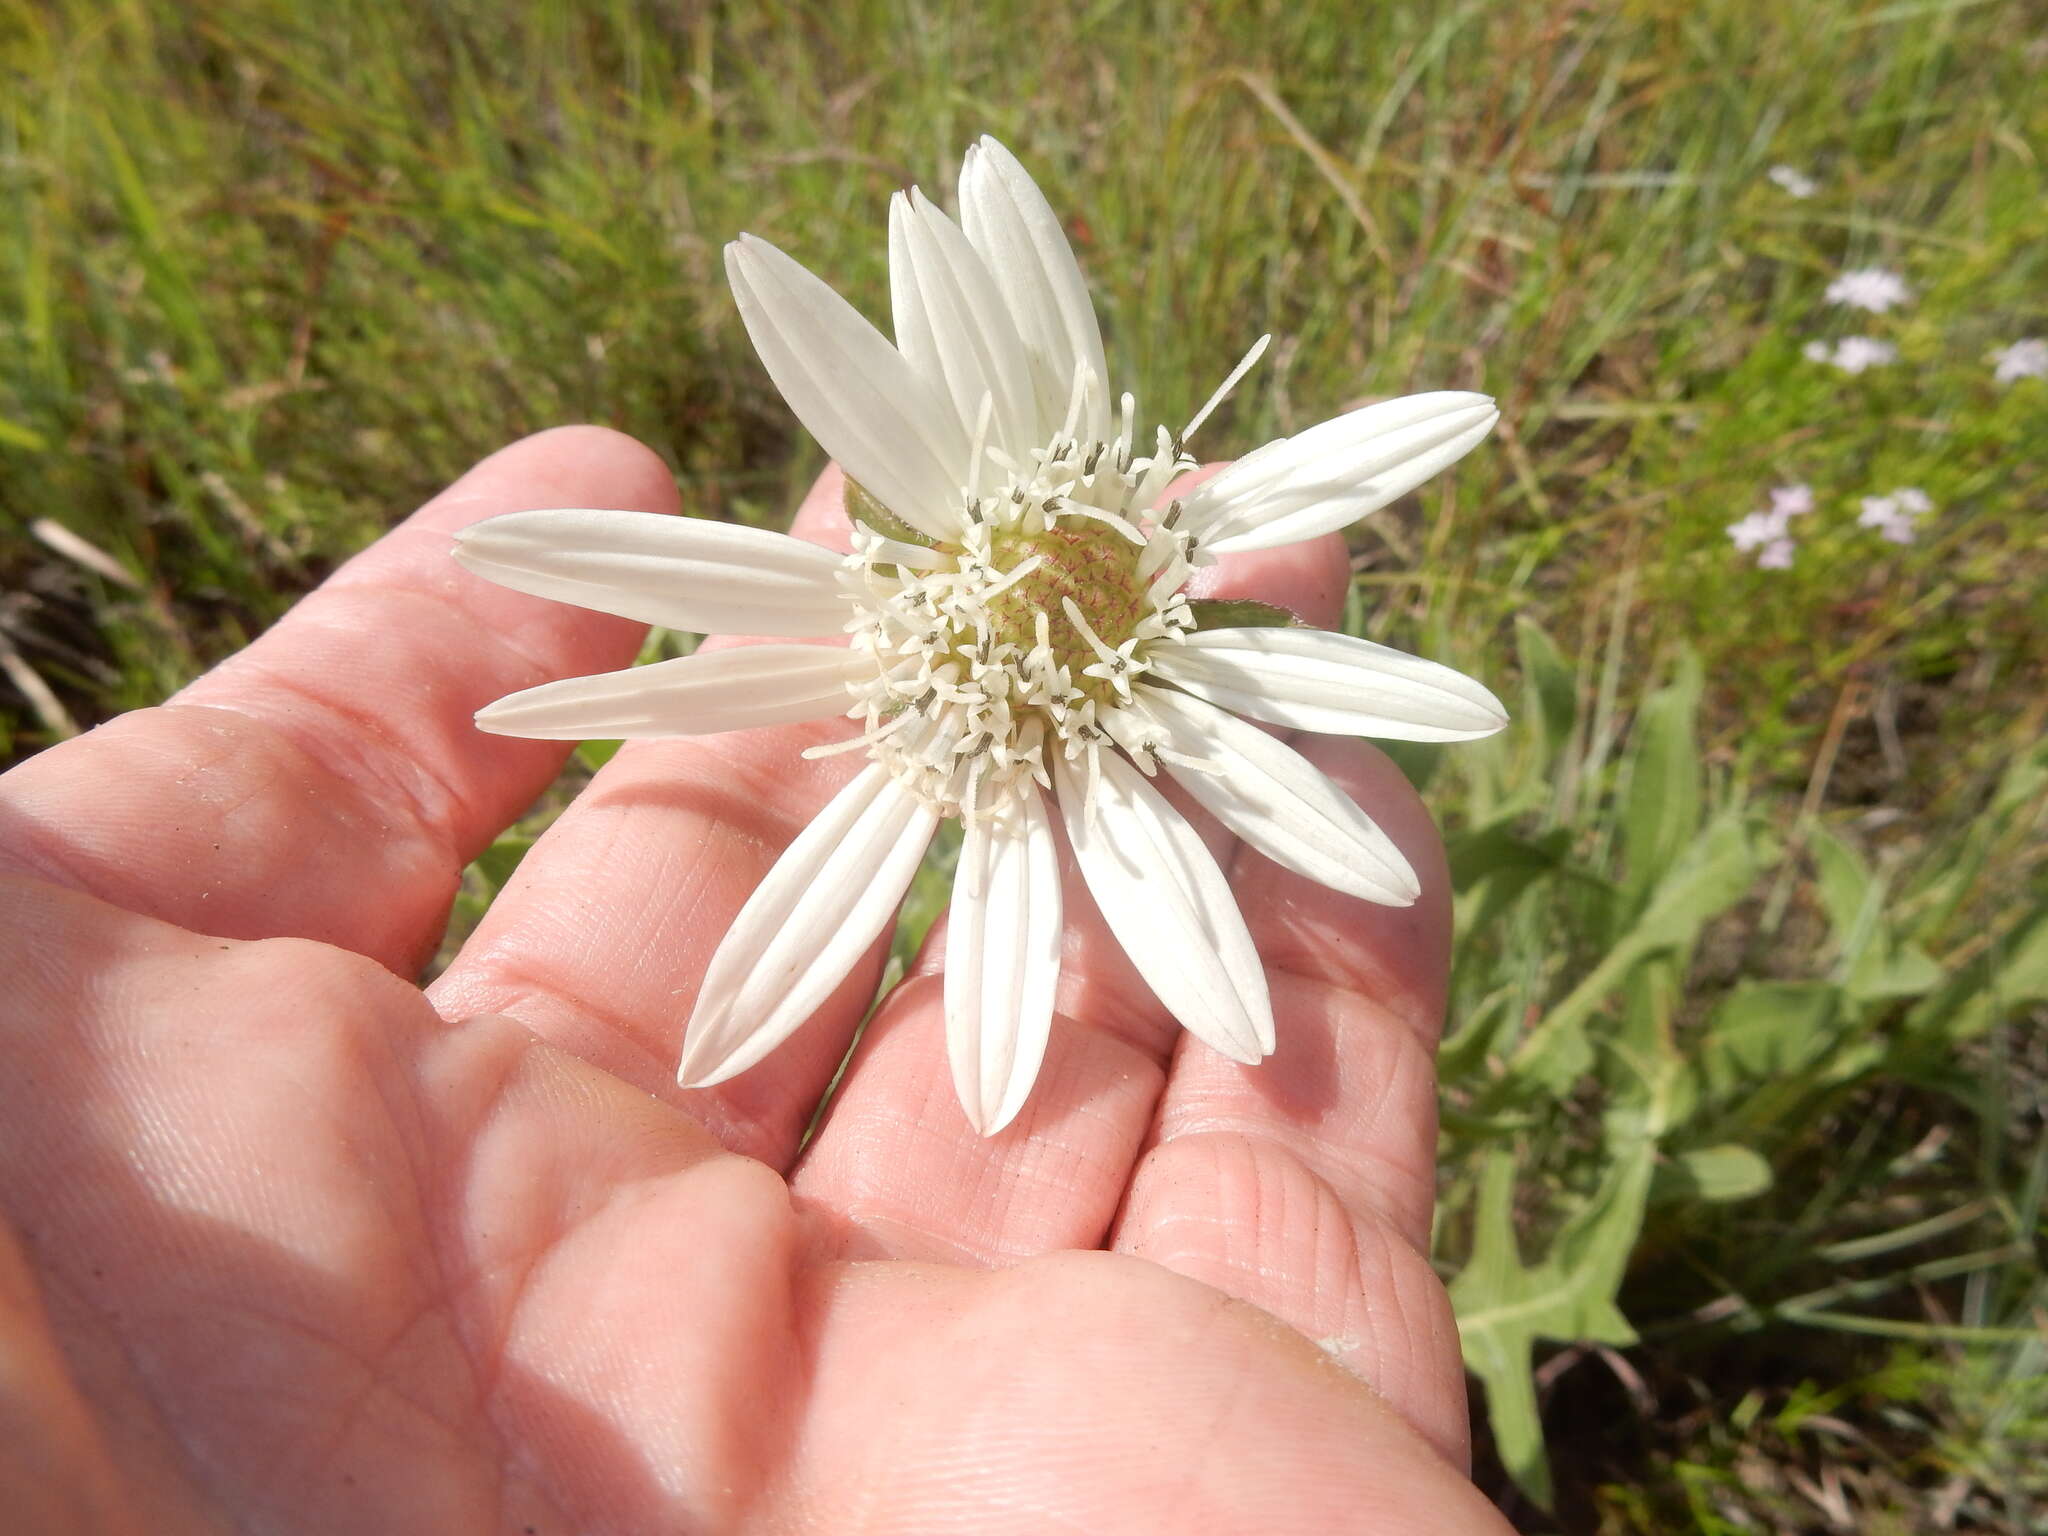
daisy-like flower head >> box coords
[453,138,1507,1134]
[1768,165,1818,199]
[1824,267,1912,314]
[1992,337,2048,384]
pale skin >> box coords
[0,427,1514,1535]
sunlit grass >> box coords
[3,0,2043,1527]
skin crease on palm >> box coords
[0,427,1515,1535]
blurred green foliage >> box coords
[4,0,2044,1528]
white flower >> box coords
[1806,336,1898,374]
[1768,165,1818,199]
[1769,484,1814,518]
[453,139,1506,1135]
[1992,337,2048,384]
[1859,487,1933,544]
[1728,490,1801,568]
[1726,509,1785,552]
[1824,268,1912,314]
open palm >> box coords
[0,428,1508,1534]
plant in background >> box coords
[1824,268,1913,314]
[453,139,1506,1133]
[1990,337,2047,384]
[1857,487,1934,545]
[1426,616,2048,1512]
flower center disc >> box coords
[984,519,1148,693]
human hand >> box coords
[0,427,1510,1534]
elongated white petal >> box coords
[726,235,968,541]
[1153,627,1509,742]
[678,764,939,1089]
[957,136,1111,444]
[890,189,1036,461]
[1052,750,1272,1063]
[475,645,858,741]
[945,783,1062,1135]
[453,508,847,636]
[1137,686,1419,905]
[1180,393,1498,554]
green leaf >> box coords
[1378,739,1442,793]
[889,820,963,970]
[1620,650,1702,915]
[575,739,623,772]
[1809,824,1877,945]
[845,477,937,547]
[1185,598,1302,630]
[1438,988,1526,1084]
[1804,825,1944,1003]
[1650,1144,1774,1205]
[1447,820,1572,892]
[1513,616,1577,768]
[1504,816,1768,1096]
[1701,980,1842,1096]
[0,416,47,451]
[1602,958,1697,1134]
[1845,939,1944,1005]
[473,833,536,893]
[1902,902,2048,1047]
[1450,1147,1648,1508]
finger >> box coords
[787,530,1354,1262]
[429,468,881,1168]
[0,1211,147,1535]
[802,1250,1514,1533]
[0,427,674,974]
[1111,738,1470,1466]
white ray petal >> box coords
[1153,627,1509,742]
[1052,750,1272,1063]
[1137,686,1419,905]
[1178,393,1498,554]
[945,783,1063,1135]
[957,136,1111,444]
[890,188,1036,461]
[726,235,968,541]
[677,764,940,1089]
[452,508,847,636]
[475,645,859,741]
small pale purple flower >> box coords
[1817,336,1898,375]
[1859,487,1933,545]
[1825,268,1912,314]
[1769,484,1815,518]
[1757,538,1796,569]
[1727,509,1787,552]
[1769,165,1818,199]
[1992,338,2048,384]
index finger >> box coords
[0,427,674,974]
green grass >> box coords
[4,0,2044,1527]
